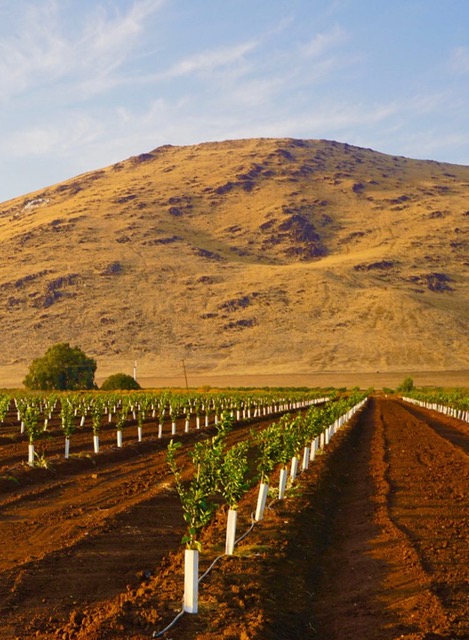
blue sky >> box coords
[1,0,469,202]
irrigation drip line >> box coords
[152,608,185,638]
[198,553,224,583]
[234,511,256,545]
[153,511,258,638]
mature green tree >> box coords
[100,373,141,391]
[24,343,97,390]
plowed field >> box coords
[0,397,467,639]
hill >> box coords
[0,138,468,387]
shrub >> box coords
[101,373,141,390]
[397,377,414,393]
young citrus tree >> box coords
[166,412,234,550]
[23,402,42,466]
[60,398,75,458]
[167,440,216,551]
[219,441,250,510]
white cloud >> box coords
[77,1,166,72]
[395,129,469,163]
[449,46,469,74]
[161,40,259,79]
[1,113,104,157]
[251,101,401,139]
[0,0,167,102]
[0,1,65,97]
[300,25,347,59]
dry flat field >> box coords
[0,137,468,384]
[2,369,469,393]
[0,396,467,639]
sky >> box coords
[1,0,469,202]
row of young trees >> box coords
[400,386,469,420]
[163,391,366,554]
[1,389,331,467]
[164,391,368,615]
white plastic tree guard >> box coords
[28,443,34,467]
[65,437,70,459]
[93,434,100,454]
[138,426,143,442]
[171,421,177,436]
[310,436,318,461]
[183,549,199,613]
[117,430,123,448]
[290,456,299,481]
[225,509,238,555]
[255,482,269,521]
[158,423,163,438]
[278,468,288,499]
[302,446,310,471]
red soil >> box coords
[0,397,467,639]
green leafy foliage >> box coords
[397,377,414,393]
[219,440,250,509]
[0,395,10,422]
[60,399,75,437]
[100,373,141,391]
[91,399,104,435]
[167,440,216,550]
[115,400,129,432]
[23,403,41,444]
[23,343,96,391]
[254,423,283,484]
[166,412,241,549]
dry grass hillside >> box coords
[0,138,468,387]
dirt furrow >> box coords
[397,400,469,453]
[382,399,469,636]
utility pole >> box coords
[182,359,189,390]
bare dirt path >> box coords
[1,397,468,639]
